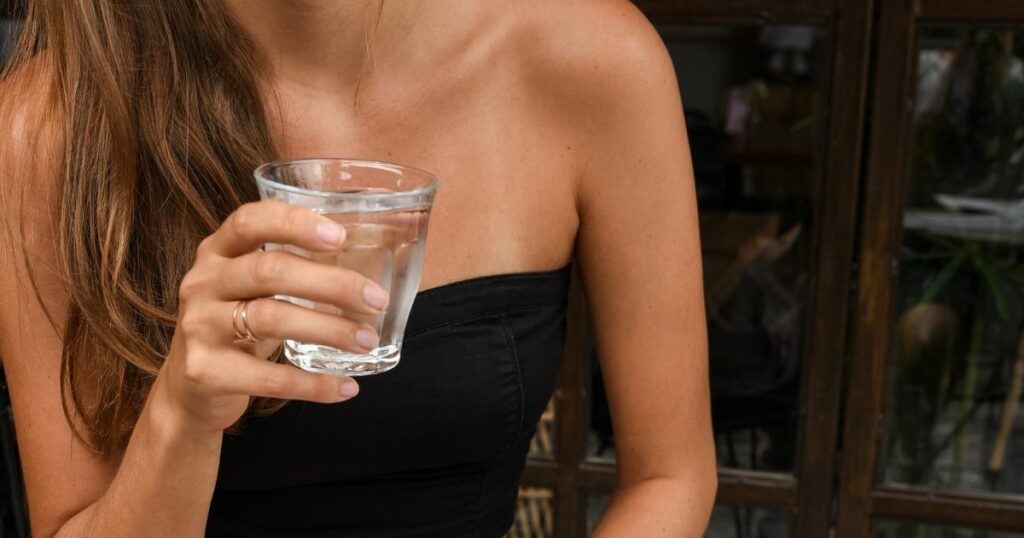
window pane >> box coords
[882,26,1024,495]
[586,492,611,535]
[505,487,555,538]
[587,493,790,537]
[588,23,830,473]
[876,520,1023,538]
[706,504,791,538]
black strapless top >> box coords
[207,266,571,537]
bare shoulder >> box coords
[0,55,62,243]
[484,0,685,162]
[0,55,64,318]
[0,54,61,174]
[503,0,678,108]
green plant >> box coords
[886,28,1024,505]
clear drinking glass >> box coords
[254,158,439,376]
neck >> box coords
[223,0,417,92]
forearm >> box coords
[592,476,717,537]
[53,388,222,538]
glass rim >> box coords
[254,157,440,200]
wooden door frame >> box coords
[836,0,1024,535]
[794,0,876,534]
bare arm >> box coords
[0,68,378,537]
[566,2,718,534]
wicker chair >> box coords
[507,398,557,538]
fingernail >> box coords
[316,222,344,246]
[363,284,389,310]
[339,380,360,398]
[355,329,378,350]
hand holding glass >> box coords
[255,159,439,376]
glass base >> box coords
[284,341,401,376]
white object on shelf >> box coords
[904,194,1024,245]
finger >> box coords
[233,298,380,353]
[218,250,390,315]
[202,200,347,259]
[244,339,287,363]
[206,347,361,403]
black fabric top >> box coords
[207,266,571,537]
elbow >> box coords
[674,458,718,535]
[700,436,719,515]
[703,464,719,520]
[655,454,720,526]
[682,449,719,527]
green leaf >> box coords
[921,252,967,303]
[903,251,959,262]
[972,253,1011,319]
[789,113,821,134]
[917,231,960,251]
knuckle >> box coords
[341,271,366,303]
[177,311,208,339]
[342,321,364,348]
[251,252,285,285]
[230,203,261,239]
[280,207,308,236]
[259,372,291,397]
[182,352,212,385]
[314,378,338,402]
[178,270,207,302]
[248,300,278,336]
[196,236,216,258]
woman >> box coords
[0,1,716,536]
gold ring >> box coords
[232,300,262,344]
[240,300,262,343]
[231,300,246,341]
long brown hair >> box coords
[1,1,278,455]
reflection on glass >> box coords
[505,487,555,538]
[586,493,610,535]
[883,27,1024,495]
[876,520,1023,538]
[587,24,826,472]
[587,493,790,538]
[706,504,790,538]
[527,397,556,460]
